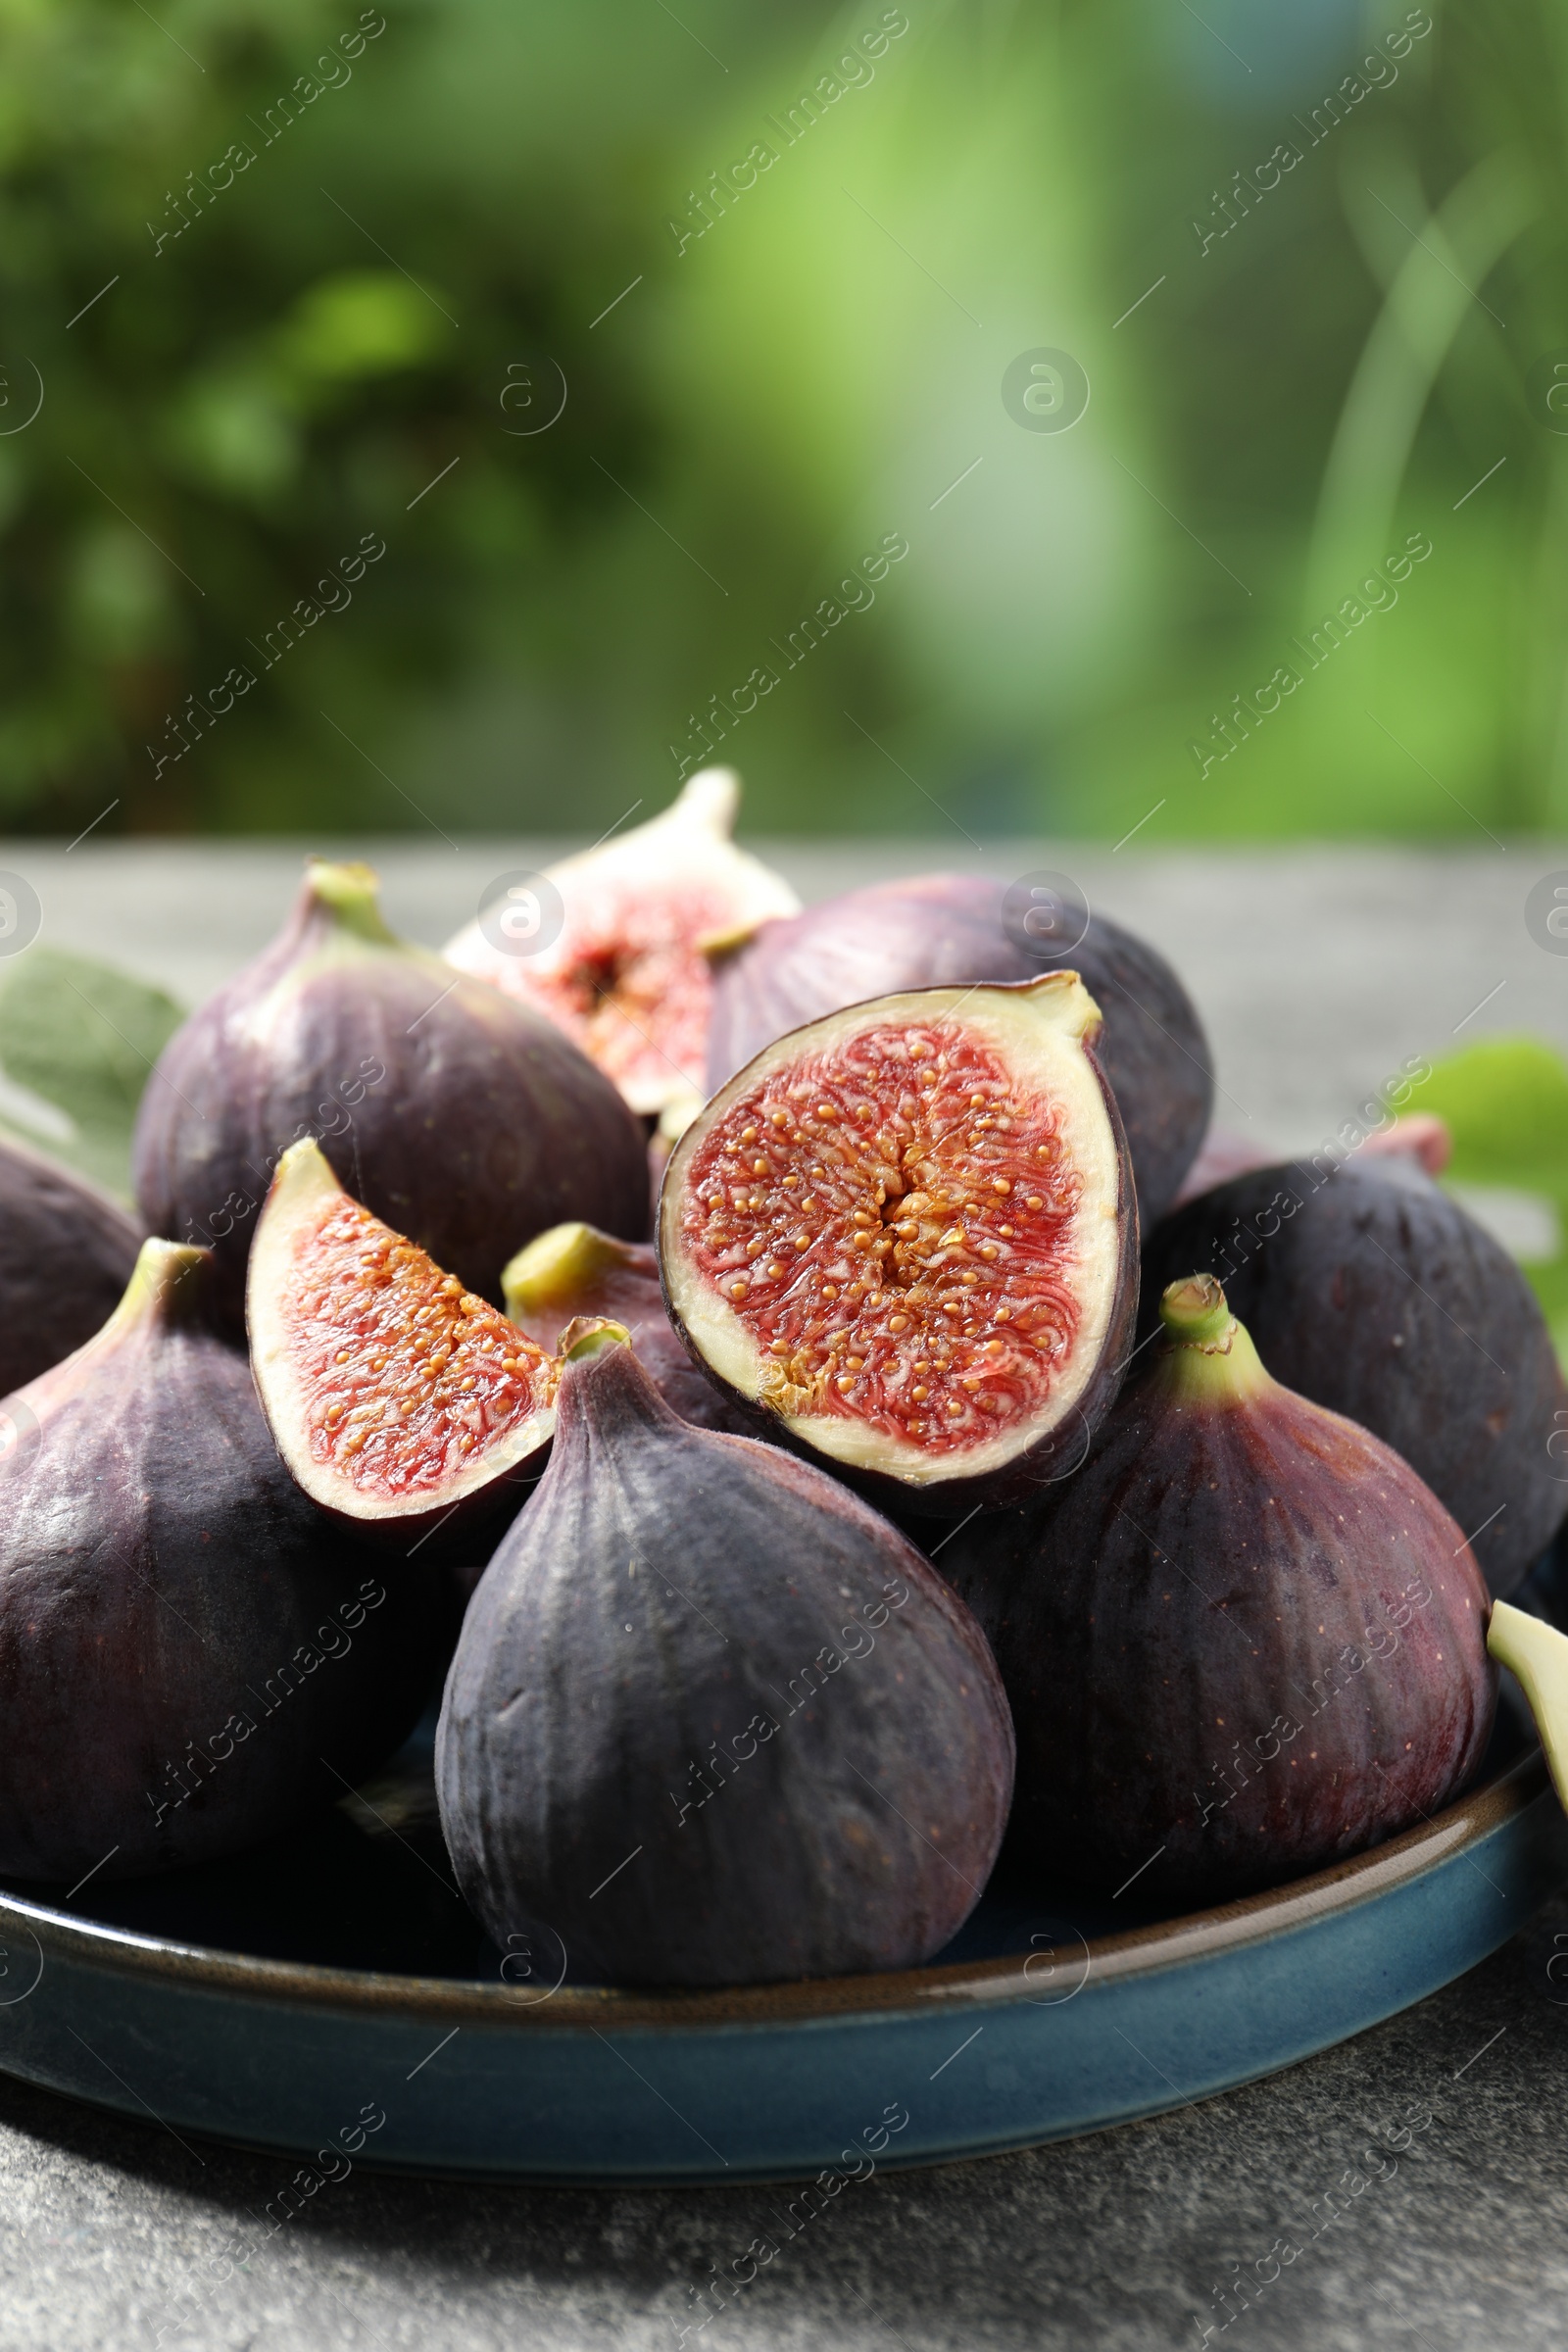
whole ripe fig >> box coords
[502,1220,754,1435]
[661,972,1138,1517]
[705,873,1212,1227]
[1143,1156,1567,1596]
[436,1325,1013,1985]
[132,858,649,1335]
[942,1276,1495,1906]
[249,1140,562,1548]
[0,1241,435,1884]
[444,766,800,1114]
[0,1133,141,1394]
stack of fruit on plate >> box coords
[1,771,1564,1988]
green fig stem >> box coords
[503,1225,631,1325]
[1487,1601,1568,1819]
[560,1317,632,1364]
[303,858,397,946]
[107,1239,212,1337]
[1156,1274,1273,1405]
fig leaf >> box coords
[0,948,185,1200]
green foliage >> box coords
[0,947,184,1197]
[1408,1036,1568,1360]
[0,0,1566,837]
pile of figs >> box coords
[0,774,1561,1988]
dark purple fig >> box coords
[0,1133,142,1394]
[435,1324,1014,1986]
[131,858,650,1335]
[1142,1156,1567,1597]
[502,1220,753,1436]
[0,1240,436,1884]
[660,972,1138,1518]
[942,1275,1495,1906]
[705,873,1212,1227]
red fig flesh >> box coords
[0,1240,435,1883]
[0,1133,142,1394]
[444,768,799,1114]
[250,1141,558,1544]
[941,1275,1495,1904]
[705,873,1212,1227]
[435,1326,1013,1985]
[660,973,1138,1513]
[502,1221,753,1435]
[132,858,650,1335]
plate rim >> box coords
[0,1746,1546,2032]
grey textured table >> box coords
[1,837,1567,2352]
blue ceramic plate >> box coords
[0,1704,1561,2183]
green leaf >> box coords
[0,949,185,1201]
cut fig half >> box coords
[659,972,1138,1514]
[249,1140,559,1546]
[443,766,800,1115]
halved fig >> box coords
[444,767,800,1115]
[503,1220,754,1436]
[249,1141,559,1546]
[705,873,1213,1227]
[659,972,1138,1514]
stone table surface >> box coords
[1,836,1567,2352]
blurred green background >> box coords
[0,0,1563,840]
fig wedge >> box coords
[249,1140,559,1547]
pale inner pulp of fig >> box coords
[518,878,737,1098]
[287,1199,558,1495]
[677,1018,1092,1459]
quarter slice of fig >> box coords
[249,1141,559,1546]
[942,1275,1495,1906]
[0,1239,435,1883]
[435,1324,1013,1986]
[133,857,650,1335]
[503,1221,753,1434]
[444,767,800,1114]
[705,873,1213,1227]
[660,972,1138,1514]
[0,1132,142,1394]
[1143,1155,1568,1595]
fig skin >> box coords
[705,874,1212,1227]
[436,1330,1014,1987]
[1142,1156,1568,1597]
[0,1133,142,1394]
[0,1241,437,1884]
[502,1221,755,1437]
[941,1277,1495,1907]
[132,859,650,1335]
[662,974,1141,1521]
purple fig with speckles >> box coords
[939,1275,1495,1905]
[436,1325,1013,1985]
